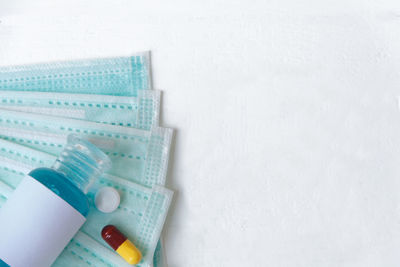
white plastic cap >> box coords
[95,187,120,213]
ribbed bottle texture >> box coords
[52,134,111,193]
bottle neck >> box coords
[52,135,111,194]
[51,159,96,193]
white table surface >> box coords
[1,1,400,266]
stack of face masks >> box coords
[0,52,172,267]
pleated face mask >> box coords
[0,52,150,96]
[0,109,172,188]
[0,52,169,266]
[0,91,169,265]
[0,138,173,267]
[0,90,160,131]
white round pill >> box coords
[95,187,120,213]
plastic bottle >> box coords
[0,134,111,267]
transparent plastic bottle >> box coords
[30,134,111,216]
[0,134,111,267]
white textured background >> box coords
[1,1,400,266]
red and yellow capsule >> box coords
[101,225,142,265]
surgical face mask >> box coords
[0,91,169,266]
[0,138,173,267]
[0,94,168,264]
[0,52,168,265]
[0,52,167,265]
[0,90,160,131]
[0,108,172,188]
[0,52,150,96]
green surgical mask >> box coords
[0,93,169,265]
[0,108,172,188]
[0,51,170,266]
[0,52,150,96]
[0,90,160,131]
[0,138,172,267]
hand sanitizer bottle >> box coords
[0,134,111,267]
